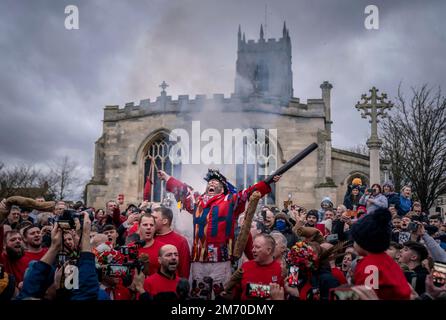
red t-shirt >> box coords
[354,252,411,300]
[239,260,284,300]
[155,231,191,279]
[22,248,48,265]
[143,272,180,298]
[102,282,132,300]
[331,267,348,285]
[2,248,48,283]
[137,239,165,276]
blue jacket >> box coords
[16,252,100,300]
[16,260,55,300]
[71,252,99,300]
[399,195,412,216]
[384,192,400,208]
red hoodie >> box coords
[354,252,411,300]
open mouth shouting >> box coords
[206,179,223,197]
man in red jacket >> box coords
[157,168,281,299]
[152,206,191,279]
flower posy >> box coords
[93,242,125,267]
[286,241,318,271]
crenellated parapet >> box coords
[103,93,325,122]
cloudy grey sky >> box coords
[1,0,445,193]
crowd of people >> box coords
[0,173,445,301]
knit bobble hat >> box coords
[352,178,362,186]
[351,208,392,253]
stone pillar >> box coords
[367,138,382,185]
[320,81,333,180]
[320,81,333,140]
[355,87,393,187]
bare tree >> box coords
[49,156,81,201]
[346,144,369,156]
[0,162,47,199]
[381,85,446,211]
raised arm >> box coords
[158,170,194,213]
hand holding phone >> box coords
[288,266,299,287]
[246,283,271,299]
[326,234,339,242]
[407,221,419,233]
[432,262,446,288]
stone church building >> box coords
[86,23,388,210]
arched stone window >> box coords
[346,172,369,187]
[235,129,277,205]
[143,134,181,202]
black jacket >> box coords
[404,264,429,295]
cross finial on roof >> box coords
[159,81,169,93]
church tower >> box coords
[234,22,293,102]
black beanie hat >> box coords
[306,210,319,220]
[351,208,392,253]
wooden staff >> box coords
[264,143,318,184]
[233,191,262,259]
[224,268,244,293]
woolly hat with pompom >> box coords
[351,208,392,253]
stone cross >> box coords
[159,81,169,94]
[355,87,393,185]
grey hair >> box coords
[270,231,287,248]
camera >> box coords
[407,222,419,232]
[106,264,130,277]
[246,283,271,299]
[115,240,146,273]
[101,241,146,287]
[56,253,68,267]
[367,188,374,193]
[56,253,78,268]
[129,207,141,214]
[56,209,95,230]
